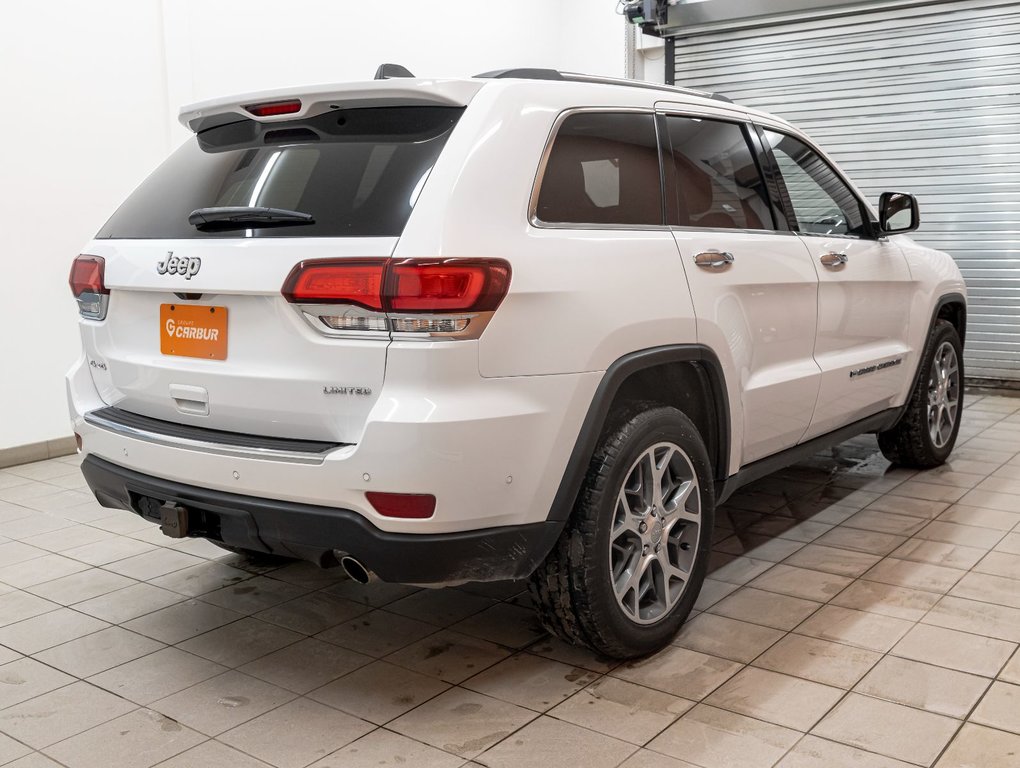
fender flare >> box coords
[546,344,731,523]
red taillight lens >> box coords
[282,259,387,310]
[366,492,436,519]
[389,260,512,312]
[281,258,511,314]
[245,99,302,117]
[69,255,108,297]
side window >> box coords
[536,113,661,226]
[663,116,774,230]
[763,130,866,237]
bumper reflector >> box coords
[366,491,436,519]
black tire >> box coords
[878,319,964,468]
[529,404,715,659]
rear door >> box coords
[660,111,822,465]
[757,128,917,439]
[83,104,463,444]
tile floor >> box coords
[0,394,1019,767]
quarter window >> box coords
[663,117,775,230]
[536,113,662,226]
[763,130,866,237]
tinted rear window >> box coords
[97,106,463,239]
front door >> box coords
[759,128,916,440]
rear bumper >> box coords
[82,455,563,583]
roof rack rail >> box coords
[473,68,731,104]
[374,63,415,80]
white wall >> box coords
[1,0,647,451]
[0,1,171,450]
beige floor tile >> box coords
[706,667,843,731]
[891,539,986,570]
[0,553,90,588]
[970,681,1020,734]
[754,634,881,688]
[841,509,928,537]
[618,749,702,768]
[933,723,1020,768]
[750,564,854,602]
[994,532,1020,555]
[916,521,1004,549]
[796,605,913,652]
[612,645,742,700]
[315,608,438,657]
[862,558,964,593]
[955,489,1020,514]
[783,545,881,577]
[673,613,785,663]
[744,517,832,543]
[855,656,989,718]
[938,505,1020,531]
[812,693,959,765]
[527,637,619,674]
[62,536,155,566]
[309,730,463,768]
[648,704,800,768]
[73,582,183,624]
[20,525,112,554]
[476,715,636,768]
[238,637,370,694]
[385,588,495,627]
[385,629,510,684]
[714,534,808,563]
[462,652,598,711]
[27,568,135,605]
[864,496,949,520]
[102,548,204,581]
[0,608,108,654]
[450,602,547,648]
[831,580,940,622]
[309,659,449,724]
[923,596,1020,643]
[0,646,20,666]
[950,571,1020,610]
[0,681,135,748]
[0,658,74,709]
[0,733,31,766]
[708,587,821,631]
[34,626,164,678]
[198,575,308,614]
[814,528,907,556]
[777,734,916,768]
[43,709,203,768]
[122,599,244,644]
[0,591,58,628]
[974,551,1020,580]
[693,578,740,610]
[389,687,535,759]
[150,670,296,736]
[550,677,692,745]
[891,480,967,503]
[4,751,62,768]
[254,591,369,635]
[153,740,274,768]
[892,623,1016,677]
[177,616,302,667]
[149,561,252,597]
[707,555,776,585]
[86,646,226,705]
[999,647,1020,683]
[320,579,420,608]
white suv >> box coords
[67,69,966,658]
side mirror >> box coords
[878,192,919,235]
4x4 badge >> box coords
[156,251,202,280]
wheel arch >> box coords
[547,345,731,523]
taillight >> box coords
[69,255,109,320]
[245,99,302,117]
[282,258,511,339]
[366,492,436,519]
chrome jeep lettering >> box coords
[156,252,202,280]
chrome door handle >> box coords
[694,250,735,269]
[820,252,849,268]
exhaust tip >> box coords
[340,556,373,584]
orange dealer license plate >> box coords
[160,304,228,360]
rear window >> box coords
[97,106,463,239]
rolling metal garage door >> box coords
[669,0,1020,382]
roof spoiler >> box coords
[374,63,415,80]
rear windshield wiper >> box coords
[188,206,314,230]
